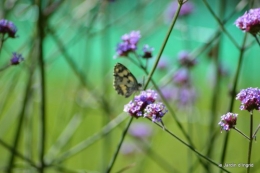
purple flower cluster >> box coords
[177,51,197,68]
[172,51,197,85]
[161,86,196,107]
[114,31,154,59]
[173,68,190,85]
[235,8,260,35]
[124,90,167,123]
[10,53,24,65]
[219,87,260,132]
[0,19,17,38]
[115,31,141,57]
[160,51,197,109]
[219,112,238,131]
[144,103,167,123]
[236,87,260,111]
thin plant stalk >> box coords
[0,138,37,169]
[47,113,128,166]
[206,2,226,171]
[247,111,254,173]
[147,119,231,173]
[253,124,260,138]
[144,1,183,89]
[0,34,4,55]
[191,0,247,58]
[254,35,260,47]
[219,32,249,173]
[37,1,47,172]
[6,75,34,172]
[106,117,133,173]
[201,0,240,49]
[233,127,250,141]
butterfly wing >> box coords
[113,63,141,98]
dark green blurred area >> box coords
[0,0,260,172]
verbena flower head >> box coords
[124,89,157,118]
[177,51,197,68]
[144,102,168,123]
[164,1,194,22]
[129,122,153,138]
[157,58,168,70]
[219,112,238,131]
[115,30,141,58]
[236,87,260,111]
[142,44,154,59]
[173,68,190,85]
[124,89,167,122]
[10,53,24,65]
[235,8,260,35]
[0,19,17,38]
[121,31,141,45]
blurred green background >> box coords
[1,0,260,172]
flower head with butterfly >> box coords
[113,31,167,125]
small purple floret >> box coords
[219,112,238,131]
[0,19,17,38]
[236,87,260,111]
[10,53,24,65]
[115,30,141,58]
[177,51,197,68]
[142,44,154,59]
[144,103,168,123]
[235,8,260,35]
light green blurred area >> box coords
[0,0,260,172]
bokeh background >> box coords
[1,0,260,172]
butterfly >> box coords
[113,63,142,98]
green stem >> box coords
[247,111,253,173]
[143,1,183,89]
[147,119,231,173]
[37,1,46,172]
[0,138,37,169]
[106,117,133,173]
[0,34,4,55]
[133,51,145,68]
[191,0,247,58]
[252,124,260,139]
[254,35,260,47]
[201,0,240,49]
[219,30,248,173]
[233,127,250,141]
[6,69,34,172]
